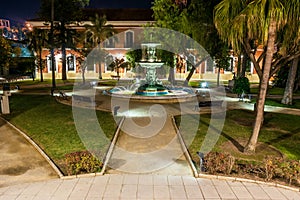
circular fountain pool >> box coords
[105,84,197,103]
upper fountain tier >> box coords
[140,43,162,63]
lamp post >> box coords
[50,0,56,90]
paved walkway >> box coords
[0,174,300,200]
[107,116,192,175]
[0,118,57,188]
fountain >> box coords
[105,39,198,103]
[136,43,169,96]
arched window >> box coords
[67,55,75,71]
[47,55,56,72]
[104,37,115,48]
[125,31,134,48]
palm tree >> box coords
[280,0,300,105]
[109,57,130,78]
[85,14,115,79]
[38,0,89,81]
[214,0,287,153]
[281,57,299,105]
[27,28,48,82]
[0,36,12,76]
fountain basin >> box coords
[136,84,169,96]
[106,86,198,103]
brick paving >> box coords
[0,174,299,200]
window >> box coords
[67,55,75,71]
[48,56,56,71]
[86,58,95,71]
[125,31,134,48]
[104,37,115,48]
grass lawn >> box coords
[3,79,300,178]
[4,94,117,174]
[176,109,300,165]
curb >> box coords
[197,173,300,192]
[99,116,125,175]
[171,115,199,177]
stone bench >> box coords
[197,100,224,108]
[59,91,68,100]
[238,93,252,103]
[111,75,120,80]
[72,95,94,103]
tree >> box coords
[160,50,176,85]
[214,45,231,86]
[38,0,89,80]
[214,0,297,153]
[85,14,115,79]
[26,28,48,82]
[281,58,299,105]
[108,57,130,78]
[76,49,89,84]
[152,0,229,85]
[279,0,300,105]
[0,36,12,76]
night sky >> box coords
[0,0,153,25]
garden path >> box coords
[107,115,193,175]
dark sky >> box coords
[0,0,153,25]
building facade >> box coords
[26,9,260,82]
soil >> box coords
[220,138,283,161]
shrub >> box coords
[233,77,250,95]
[204,152,235,175]
[200,152,300,187]
[264,157,300,185]
[235,160,264,177]
[65,151,102,175]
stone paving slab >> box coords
[1,174,299,200]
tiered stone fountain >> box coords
[136,43,168,96]
[107,41,196,103]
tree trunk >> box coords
[168,67,175,85]
[281,57,299,105]
[236,55,241,78]
[217,67,221,86]
[82,69,86,84]
[244,19,277,154]
[241,51,248,78]
[184,67,195,86]
[98,47,102,79]
[99,63,103,79]
[184,55,209,86]
[51,49,56,89]
[62,43,67,80]
[294,65,300,91]
[39,51,43,82]
[116,67,119,77]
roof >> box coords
[82,8,154,21]
[28,8,154,22]
[26,8,155,29]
